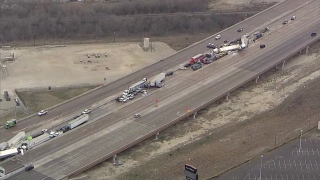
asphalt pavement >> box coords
[0,0,310,143]
[214,137,320,180]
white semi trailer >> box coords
[21,133,51,150]
[63,114,89,131]
[213,44,242,54]
[0,148,19,160]
[7,132,25,148]
[150,73,165,87]
[0,142,8,151]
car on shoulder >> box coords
[282,20,288,24]
[215,34,221,40]
[38,110,48,116]
[82,109,92,114]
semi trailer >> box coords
[7,132,25,148]
[21,133,51,150]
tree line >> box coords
[0,0,247,43]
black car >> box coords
[184,62,192,67]
[237,28,243,32]
[282,20,288,25]
[260,44,266,49]
[311,32,317,37]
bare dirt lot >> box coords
[76,39,320,180]
[0,42,175,93]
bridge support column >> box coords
[113,154,123,166]
[226,93,230,101]
[282,61,286,70]
[193,112,198,119]
[155,132,160,140]
[255,76,260,84]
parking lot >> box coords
[214,136,320,180]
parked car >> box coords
[37,110,48,116]
[134,113,141,118]
[82,109,92,114]
[215,34,221,40]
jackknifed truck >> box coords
[7,131,25,148]
[150,73,165,88]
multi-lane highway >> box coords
[2,0,320,179]
[0,0,310,142]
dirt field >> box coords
[76,39,320,179]
[0,42,175,93]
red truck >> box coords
[190,54,205,65]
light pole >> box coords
[299,129,303,153]
[259,155,263,180]
[113,32,116,43]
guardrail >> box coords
[65,23,320,179]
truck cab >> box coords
[5,119,17,129]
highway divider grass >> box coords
[16,87,97,114]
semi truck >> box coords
[0,148,19,160]
[0,142,8,151]
[150,73,165,87]
[7,131,25,148]
[128,78,147,93]
[21,133,51,150]
[5,119,17,129]
[213,44,242,54]
[62,114,89,132]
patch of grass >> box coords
[17,87,96,114]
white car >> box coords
[134,113,141,118]
[41,129,48,133]
[82,109,92,114]
[122,98,128,103]
[38,110,48,116]
[291,16,296,20]
[49,131,59,138]
[215,34,221,40]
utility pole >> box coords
[259,155,263,180]
[299,130,303,153]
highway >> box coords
[2,0,320,179]
[0,0,310,143]
[3,1,320,179]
